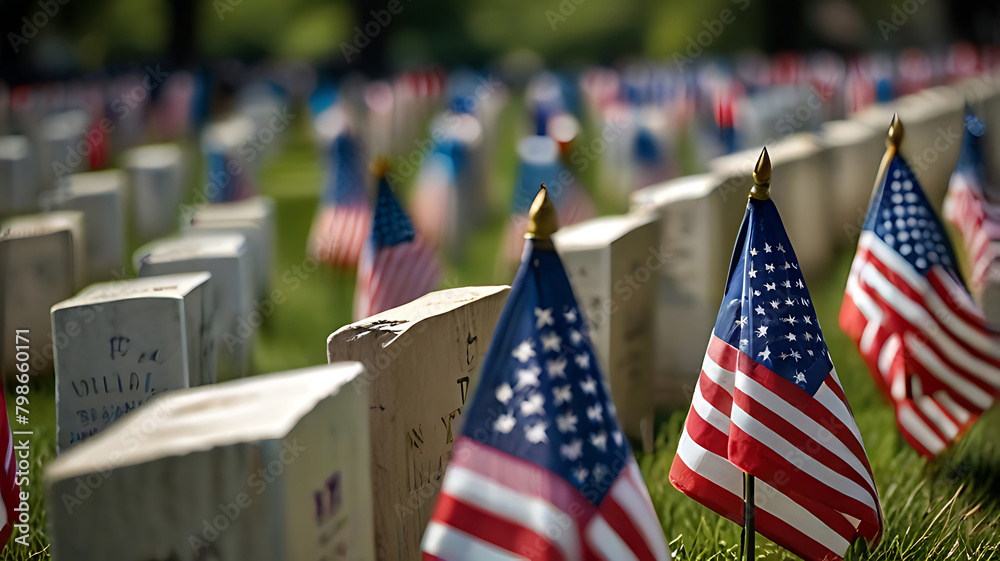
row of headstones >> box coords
[45,285,509,560]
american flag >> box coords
[411,139,463,251]
[353,171,441,321]
[841,147,1000,458]
[671,194,883,560]
[422,228,671,560]
[309,132,372,269]
[0,385,19,550]
[944,110,1000,289]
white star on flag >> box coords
[514,365,541,390]
[782,315,798,325]
[750,248,758,256]
[749,267,757,278]
[561,439,583,460]
[494,413,516,434]
[512,340,535,362]
[525,422,548,444]
[495,383,513,404]
[766,263,775,272]
[556,412,578,433]
[794,371,807,384]
[520,393,545,416]
[764,243,772,252]
[563,308,577,323]
[785,333,797,342]
[575,354,590,369]
[804,316,812,325]
[756,325,768,338]
[785,297,795,306]
[755,305,765,315]
[534,307,554,328]
[590,431,608,452]
[587,403,603,422]
[569,329,583,345]
[777,243,785,252]
[759,346,771,361]
[547,358,567,378]
[736,316,748,327]
[765,282,776,291]
[580,376,597,394]
[790,350,802,362]
[552,384,572,405]
[541,331,561,352]
[770,300,780,309]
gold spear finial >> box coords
[749,147,771,201]
[525,184,559,244]
[370,155,391,179]
[887,113,904,149]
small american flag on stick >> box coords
[671,148,882,561]
[842,114,1000,457]
[423,187,671,561]
[353,160,441,321]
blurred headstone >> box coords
[1,211,85,376]
[41,109,91,189]
[327,286,509,561]
[41,170,127,284]
[124,143,186,243]
[45,362,375,560]
[185,196,275,299]
[819,119,884,246]
[0,135,38,217]
[553,213,659,452]
[51,272,216,452]
[134,233,252,380]
[631,174,741,407]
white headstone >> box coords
[45,362,375,561]
[631,174,739,408]
[41,170,127,284]
[134,233,253,380]
[553,213,659,452]
[41,109,91,189]
[185,196,275,299]
[1,211,85,376]
[0,135,39,217]
[124,143,186,243]
[819,119,884,246]
[51,272,216,452]
[326,286,510,561]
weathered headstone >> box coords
[41,109,91,189]
[1,211,85,376]
[134,233,252,380]
[0,135,39,217]
[123,143,186,243]
[51,272,216,452]
[978,251,1000,325]
[552,212,659,452]
[818,119,884,245]
[45,362,375,560]
[41,170,127,284]
[631,174,738,408]
[326,286,510,561]
[185,196,275,299]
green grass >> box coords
[5,102,1000,560]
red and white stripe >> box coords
[669,335,883,561]
[0,387,19,550]
[944,171,1000,288]
[422,437,671,561]
[840,231,1000,457]
[353,234,442,321]
[308,202,371,270]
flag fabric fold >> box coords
[422,232,670,560]
[0,385,19,551]
[353,172,441,321]
[841,147,1000,457]
[672,195,883,561]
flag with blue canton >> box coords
[309,129,371,269]
[353,168,440,320]
[843,116,1000,458]
[423,188,670,561]
[672,154,882,561]
[945,107,1000,289]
